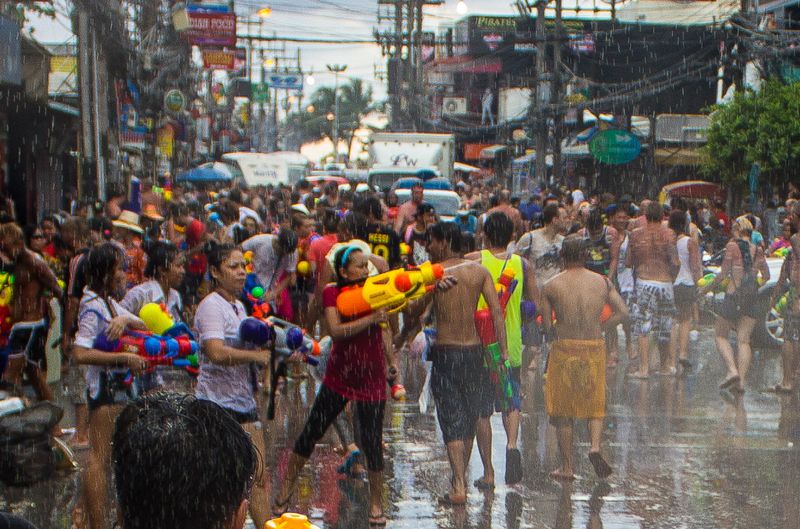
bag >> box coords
[0,401,63,486]
[732,239,758,302]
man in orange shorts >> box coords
[540,235,628,480]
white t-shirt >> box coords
[120,279,183,323]
[193,292,257,414]
[74,290,140,399]
[242,234,298,290]
[516,229,565,288]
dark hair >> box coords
[645,201,663,222]
[276,228,298,254]
[87,243,125,295]
[484,212,514,248]
[113,392,257,529]
[23,224,42,248]
[416,203,435,217]
[561,234,587,265]
[205,241,238,273]
[144,241,179,279]
[89,217,113,240]
[542,204,560,225]
[357,196,383,221]
[668,209,688,234]
[41,214,61,229]
[321,208,339,234]
[586,208,604,231]
[333,245,364,286]
[341,211,370,242]
[428,221,462,253]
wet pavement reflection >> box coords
[4,328,800,528]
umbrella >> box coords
[176,163,233,183]
[454,162,481,173]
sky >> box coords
[24,0,522,101]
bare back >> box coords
[433,259,492,347]
[544,270,610,340]
[627,223,678,282]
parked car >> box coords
[702,252,785,348]
[394,189,460,222]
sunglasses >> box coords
[31,234,46,239]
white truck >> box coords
[367,132,456,190]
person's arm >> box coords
[603,280,629,329]
[688,238,703,283]
[480,268,508,360]
[33,256,63,299]
[755,247,770,283]
[625,232,636,270]
[773,258,791,302]
[521,257,541,308]
[609,232,621,281]
[514,232,531,257]
[72,344,145,372]
[324,306,387,341]
[540,283,554,332]
[668,231,680,280]
[203,338,271,367]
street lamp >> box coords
[257,7,272,18]
[326,63,347,163]
[456,1,468,15]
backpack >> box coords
[732,239,759,302]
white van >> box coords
[221,151,310,187]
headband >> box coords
[340,245,358,269]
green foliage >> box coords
[702,80,800,188]
[284,78,374,155]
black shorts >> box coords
[719,292,760,322]
[673,284,697,319]
[430,344,494,443]
[87,371,139,412]
[7,320,49,370]
[222,407,259,424]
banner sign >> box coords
[202,49,245,71]
[266,74,303,90]
[185,11,236,46]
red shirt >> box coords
[322,284,386,402]
[308,234,338,282]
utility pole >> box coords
[551,0,563,183]
[77,8,93,199]
[534,0,549,186]
[327,64,348,162]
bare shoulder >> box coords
[463,251,481,262]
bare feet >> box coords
[549,468,576,481]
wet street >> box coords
[4,327,800,529]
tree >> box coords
[284,79,374,160]
[702,80,800,190]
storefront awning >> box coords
[655,147,703,166]
[479,144,507,160]
[430,55,502,74]
[463,143,494,161]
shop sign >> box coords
[156,125,175,158]
[202,49,245,71]
[185,11,236,46]
[164,89,186,113]
[266,74,303,90]
[589,129,641,165]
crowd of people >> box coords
[1,174,799,529]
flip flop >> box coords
[588,452,613,479]
[368,513,387,528]
[439,492,467,506]
[772,384,794,394]
[473,478,495,491]
[678,358,693,370]
[337,449,362,475]
[719,374,740,390]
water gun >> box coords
[94,330,199,381]
[697,273,729,291]
[474,268,518,411]
[600,303,613,324]
[243,273,272,320]
[266,513,320,529]
[387,366,406,401]
[267,316,322,366]
[335,262,445,319]
[775,293,790,314]
[773,246,791,258]
[139,303,195,339]
[0,272,14,349]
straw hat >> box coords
[112,210,144,234]
[141,204,164,221]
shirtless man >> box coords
[412,221,507,505]
[626,201,679,378]
[0,222,63,400]
[541,235,628,480]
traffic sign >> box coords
[252,83,269,103]
[266,74,303,90]
[589,129,641,165]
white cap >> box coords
[291,204,311,216]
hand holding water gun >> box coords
[335,261,445,319]
[139,303,195,339]
[93,330,199,382]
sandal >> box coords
[719,374,740,390]
[772,384,794,394]
[369,512,387,527]
[473,478,495,491]
[588,451,613,479]
[337,449,362,475]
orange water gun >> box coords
[336,262,445,318]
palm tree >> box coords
[284,79,374,160]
